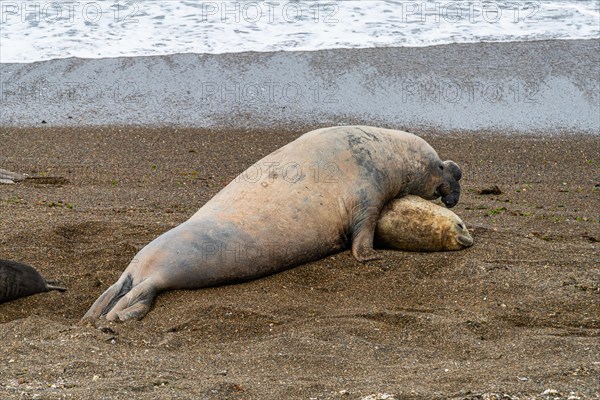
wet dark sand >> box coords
[0,126,598,399]
[1,39,599,132]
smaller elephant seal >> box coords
[0,259,66,304]
[375,195,473,251]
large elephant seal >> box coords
[0,259,66,303]
[83,126,462,321]
[375,195,473,252]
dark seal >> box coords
[0,259,66,303]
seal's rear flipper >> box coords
[105,279,157,321]
[45,282,67,292]
[82,274,133,320]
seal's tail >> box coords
[82,274,157,322]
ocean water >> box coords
[0,1,598,63]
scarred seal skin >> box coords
[375,195,473,252]
[83,126,463,321]
[0,259,66,303]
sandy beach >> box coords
[0,125,598,399]
[0,39,599,399]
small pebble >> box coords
[542,389,560,395]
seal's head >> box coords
[375,195,474,252]
[410,159,462,208]
[435,160,462,208]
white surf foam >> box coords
[0,1,598,63]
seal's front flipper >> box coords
[352,242,383,262]
[105,279,157,321]
[351,212,383,263]
[82,274,133,320]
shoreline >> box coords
[1,39,598,133]
[2,37,595,64]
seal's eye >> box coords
[439,164,444,170]
[457,223,464,229]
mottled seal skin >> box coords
[0,259,66,303]
[84,126,462,321]
[375,195,473,252]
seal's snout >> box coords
[439,160,462,208]
[453,222,473,248]
[458,233,474,248]
[436,181,460,208]
[442,193,459,208]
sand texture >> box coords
[0,126,598,399]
